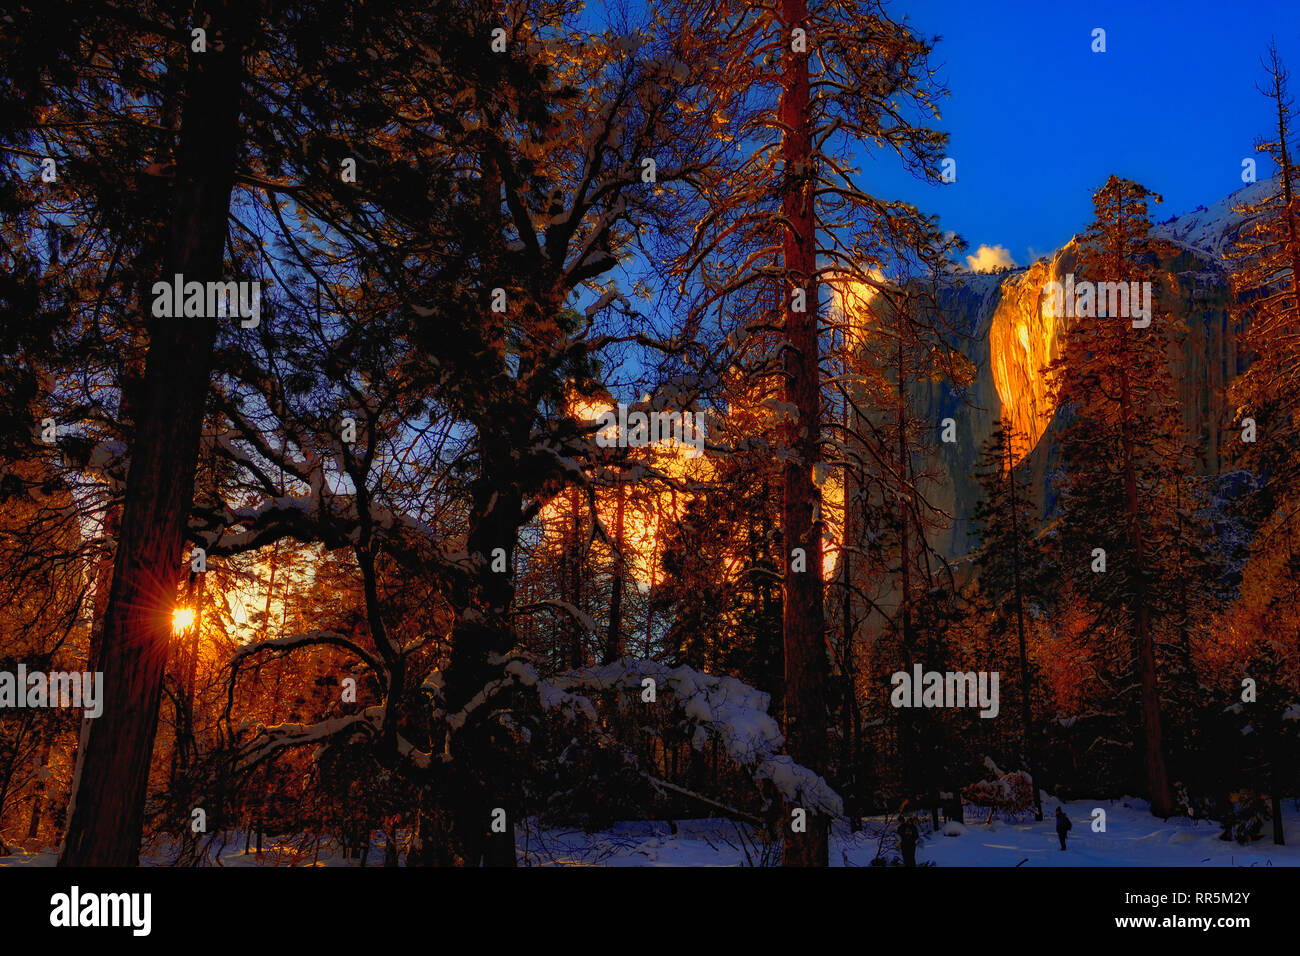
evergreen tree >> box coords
[60,0,252,866]
[669,0,957,864]
[972,416,1045,820]
[1228,41,1300,515]
[1047,175,1184,817]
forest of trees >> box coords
[0,2,1296,867]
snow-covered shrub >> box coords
[517,656,844,825]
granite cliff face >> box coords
[912,181,1264,561]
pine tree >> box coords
[1223,41,1300,844]
[972,416,1045,820]
[1047,175,1183,817]
[1226,39,1300,665]
[212,2,728,866]
[1228,41,1300,515]
[59,0,251,866]
[670,0,956,865]
[654,380,785,697]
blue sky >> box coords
[869,0,1300,266]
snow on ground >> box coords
[518,797,1300,867]
[5,797,1299,866]
[889,796,1300,868]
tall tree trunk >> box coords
[643,529,658,658]
[839,511,859,830]
[1270,775,1286,845]
[1267,55,1296,846]
[174,569,206,792]
[1117,321,1174,818]
[25,734,55,841]
[64,497,123,835]
[894,311,920,810]
[437,152,523,866]
[184,570,206,734]
[59,7,246,866]
[1005,419,1043,821]
[1272,55,1300,314]
[839,382,862,830]
[779,0,828,867]
[604,477,626,664]
[567,484,584,668]
[441,453,523,867]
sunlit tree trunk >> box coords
[779,0,828,867]
[604,477,627,664]
[1004,419,1043,822]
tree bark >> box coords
[1117,297,1174,819]
[779,0,829,867]
[604,477,626,664]
[896,315,918,793]
[441,456,523,866]
[59,6,246,865]
[1005,419,1043,821]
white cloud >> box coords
[965,244,1017,273]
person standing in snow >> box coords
[1055,806,1072,850]
[898,817,919,867]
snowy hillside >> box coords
[1152,177,1277,261]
